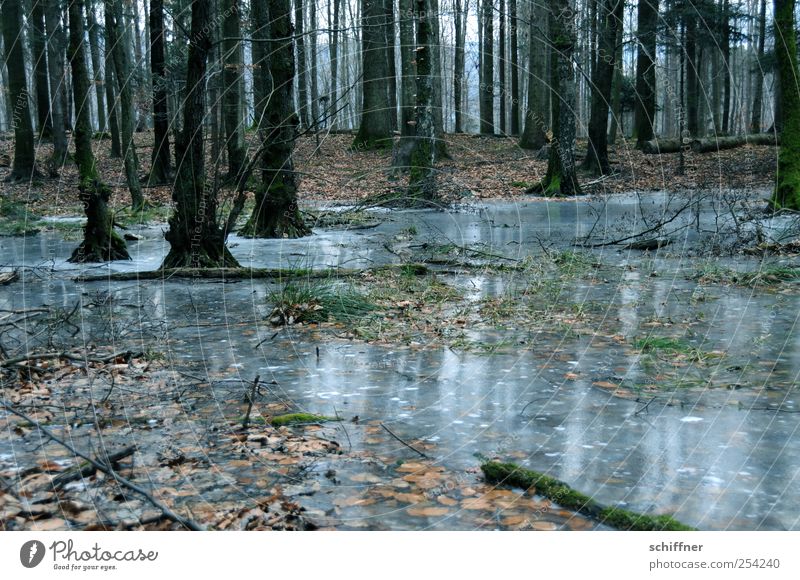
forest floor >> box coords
[0,131,780,222]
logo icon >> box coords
[20,540,46,568]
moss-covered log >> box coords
[482,461,695,531]
[66,0,129,264]
[240,0,310,239]
[641,134,779,155]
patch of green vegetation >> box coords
[694,263,800,286]
[115,203,172,226]
[306,210,380,230]
[268,281,378,325]
[46,220,84,240]
[0,198,40,236]
[511,180,535,189]
[552,250,598,275]
[635,336,693,353]
[481,461,695,531]
[269,413,335,427]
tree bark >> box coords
[149,0,171,184]
[353,0,392,148]
[408,0,436,200]
[721,0,731,133]
[295,0,308,128]
[750,0,766,132]
[162,0,239,267]
[384,0,397,131]
[453,0,466,133]
[310,0,320,128]
[330,0,341,129]
[67,0,129,263]
[30,1,52,137]
[583,0,623,175]
[86,0,106,134]
[685,17,699,136]
[105,0,143,208]
[104,21,122,158]
[479,0,494,134]
[634,0,658,145]
[499,0,506,134]
[223,0,246,181]
[771,0,800,209]
[519,1,547,149]
[241,0,311,238]
[1,0,37,180]
[399,0,415,136]
[44,0,68,166]
[532,0,581,196]
[509,0,519,135]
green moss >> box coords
[0,198,40,236]
[269,413,334,426]
[481,461,695,531]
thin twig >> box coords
[380,423,429,459]
[0,403,204,531]
[242,375,260,430]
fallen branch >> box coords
[52,445,136,488]
[1,350,136,368]
[0,403,204,530]
[481,461,694,531]
[380,423,429,459]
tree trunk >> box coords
[750,0,766,132]
[31,1,52,137]
[771,0,800,209]
[384,0,397,131]
[499,0,506,134]
[509,0,519,135]
[353,0,392,148]
[105,0,143,208]
[721,0,731,133]
[1,0,37,180]
[223,0,246,181]
[608,20,623,144]
[149,0,171,184]
[399,0,415,136]
[67,0,129,263]
[45,0,68,166]
[519,1,547,149]
[479,0,494,134]
[86,0,106,134]
[453,0,466,133]
[295,0,308,128]
[532,0,580,196]
[162,0,239,267]
[685,18,699,136]
[330,0,340,129]
[408,0,436,200]
[583,0,623,175]
[104,22,122,158]
[634,0,658,145]
[241,0,311,238]
[310,0,320,128]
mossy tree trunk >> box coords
[240,0,310,239]
[582,0,623,175]
[1,0,37,181]
[148,0,171,184]
[407,0,437,202]
[353,0,392,149]
[66,0,129,263]
[532,0,581,196]
[223,0,246,181]
[105,0,143,209]
[162,0,239,267]
[771,0,800,209]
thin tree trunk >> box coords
[31,1,52,137]
[519,1,547,149]
[149,0,171,184]
[1,0,37,180]
[241,0,311,238]
[295,0,308,128]
[354,0,392,148]
[408,0,436,200]
[399,0,415,136]
[330,0,340,129]
[86,0,106,134]
[45,0,68,166]
[104,20,122,158]
[722,0,731,133]
[453,0,465,133]
[583,0,623,175]
[311,0,320,128]
[106,0,143,208]
[223,0,246,181]
[685,18,699,136]
[384,0,397,131]
[479,0,494,134]
[509,0,519,135]
[163,0,239,268]
[750,0,766,132]
[67,0,129,263]
[499,0,506,134]
[634,0,658,145]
